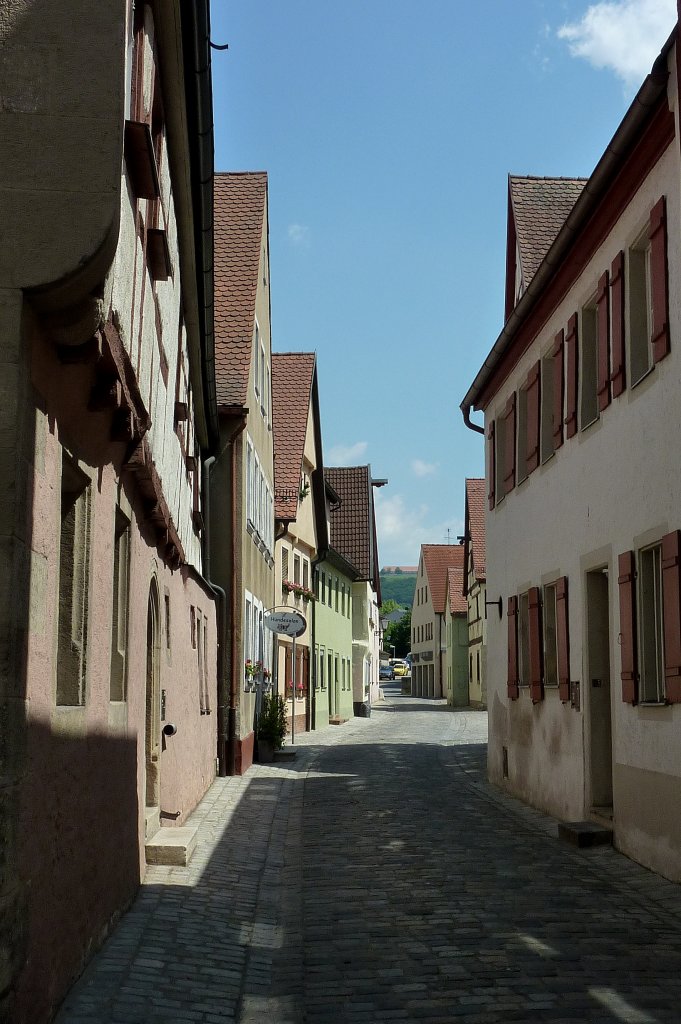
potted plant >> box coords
[257,694,288,762]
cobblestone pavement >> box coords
[57,686,681,1023]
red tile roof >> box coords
[510,176,587,288]
[271,353,316,521]
[326,466,379,587]
[447,566,467,615]
[465,478,486,582]
[214,172,268,407]
[421,544,465,615]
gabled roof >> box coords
[446,566,467,615]
[465,478,486,583]
[510,176,587,289]
[271,353,316,521]
[214,171,268,407]
[325,466,381,596]
[421,544,465,615]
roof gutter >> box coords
[460,37,673,429]
[182,0,219,450]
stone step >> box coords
[558,820,613,848]
[145,825,198,866]
[274,747,297,762]
[328,715,348,725]
[144,805,160,841]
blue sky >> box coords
[211,0,676,566]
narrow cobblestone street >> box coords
[58,687,681,1024]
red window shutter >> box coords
[552,329,564,450]
[618,550,638,704]
[650,196,670,364]
[503,393,516,494]
[487,421,496,510]
[610,251,626,397]
[565,314,579,438]
[662,530,681,703]
[556,576,570,703]
[528,586,543,703]
[597,271,611,411]
[525,361,541,474]
[507,596,519,700]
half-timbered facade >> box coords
[463,478,488,707]
[461,24,681,881]
[411,544,465,700]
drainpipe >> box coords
[462,404,485,435]
[310,548,328,728]
[202,411,248,776]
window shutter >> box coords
[618,550,638,704]
[552,329,564,450]
[597,271,611,411]
[610,251,626,397]
[487,421,496,510]
[556,576,570,703]
[650,196,669,364]
[503,393,516,494]
[565,314,579,438]
[525,362,541,474]
[662,530,681,703]
[507,595,519,700]
[528,586,544,703]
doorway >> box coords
[586,568,613,815]
[145,580,161,815]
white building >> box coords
[461,26,681,882]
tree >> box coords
[380,599,400,617]
[384,609,411,657]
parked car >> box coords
[379,663,394,680]
[392,660,408,677]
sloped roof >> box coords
[510,176,587,288]
[465,478,486,581]
[447,566,467,615]
[422,544,465,615]
[271,353,316,521]
[214,172,268,407]
[326,466,377,584]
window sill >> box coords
[638,700,669,708]
[630,363,654,390]
[579,413,600,434]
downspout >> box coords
[310,547,328,728]
[202,455,228,776]
[462,404,485,435]
[202,411,248,776]
[227,415,248,775]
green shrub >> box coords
[257,694,288,749]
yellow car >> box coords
[392,660,408,677]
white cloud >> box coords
[373,491,464,566]
[558,0,676,87]
[411,458,437,478]
[326,440,368,466]
[287,223,310,246]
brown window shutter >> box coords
[597,271,611,411]
[525,362,541,474]
[503,393,516,494]
[618,550,638,704]
[507,595,519,700]
[528,586,544,703]
[487,421,496,510]
[565,314,579,438]
[556,576,570,702]
[610,251,626,397]
[650,196,670,364]
[662,530,681,703]
[552,329,564,450]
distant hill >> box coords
[380,571,416,608]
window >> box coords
[314,646,320,689]
[540,355,554,464]
[303,558,309,590]
[335,579,339,612]
[282,547,289,592]
[110,507,130,702]
[254,322,261,400]
[203,617,210,713]
[320,572,326,604]
[294,554,301,586]
[629,229,653,386]
[543,583,558,687]
[57,457,91,706]
[518,591,530,687]
[190,606,196,648]
[638,543,664,703]
[319,648,326,689]
[580,299,599,428]
[164,590,171,655]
